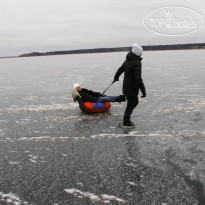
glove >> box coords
[141,93,146,98]
[113,77,119,83]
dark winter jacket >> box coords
[114,52,146,96]
[78,88,102,102]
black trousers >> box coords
[124,95,139,116]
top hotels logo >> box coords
[143,6,204,36]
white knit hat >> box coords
[73,83,80,91]
[132,43,143,56]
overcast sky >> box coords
[0,0,204,56]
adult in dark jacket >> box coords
[114,43,146,128]
[72,84,125,112]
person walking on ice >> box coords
[113,43,146,128]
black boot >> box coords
[122,115,135,128]
[116,95,126,103]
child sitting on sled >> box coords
[72,83,125,111]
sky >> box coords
[0,0,204,57]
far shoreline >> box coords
[18,43,205,58]
[1,43,205,59]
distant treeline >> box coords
[20,43,205,57]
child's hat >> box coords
[73,83,80,91]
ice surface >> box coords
[0,50,204,204]
[65,188,125,203]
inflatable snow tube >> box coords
[82,102,111,113]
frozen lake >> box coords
[0,50,205,204]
